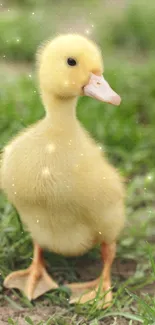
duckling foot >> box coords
[68,242,116,309]
[69,282,112,309]
[4,243,58,300]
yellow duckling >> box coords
[1,34,125,308]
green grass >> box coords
[109,0,155,54]
[1,0,155,324]
[0,1,108,62]
[2,0,155,62]
[0,10,54,61]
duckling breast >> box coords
[1,121,125,256]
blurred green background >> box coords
[1,0,155,321]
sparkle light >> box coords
[3,55,6,58]
[32,12,35,15]
[46,143,55,153]
[85,29,90,35]
[42,167,50,176]
[147,174,153,181]
[99,231,102,235]
[16,38,21,43]
[29,74,32,78]
[5,145,12,154]
[64,80,69,86]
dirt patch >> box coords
[0,306,65,325]
[0,306,133,325]
[68,257,137,283]
[0,257,140,325]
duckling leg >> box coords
[4,242,58,300]
[69,242,116,309]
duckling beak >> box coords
[84,73,121,106]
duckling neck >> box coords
[42,92,78,128]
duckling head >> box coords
[38,34,121,106]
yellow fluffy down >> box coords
[0,34,125,257]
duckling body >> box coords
[2,114,124,256]
[1,34,125,307]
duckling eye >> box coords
[67,58,77,67]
